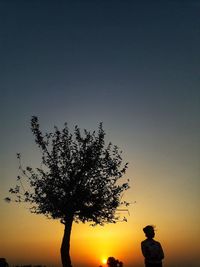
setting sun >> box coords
[102,258,107,265]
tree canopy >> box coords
[8,117,130,225]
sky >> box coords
[0,0,200,267]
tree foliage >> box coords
[8,116,130,225]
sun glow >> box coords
[102,258,107,265]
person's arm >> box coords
[158,242,164,260]
[141,241,149,259]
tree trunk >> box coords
[61,216,73,267]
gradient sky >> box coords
[0,1,200,267]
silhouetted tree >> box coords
[7,116,130,267]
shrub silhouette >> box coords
[0,258,9,267]
[107,257,123,267]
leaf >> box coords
[4,197,11,203]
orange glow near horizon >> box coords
[1,164,200,267]
[2,188,200,267]
[102,258,107,264]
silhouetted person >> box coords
[141,225,164,267]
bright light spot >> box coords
[102,258,107,264]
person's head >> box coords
[143,225,155,239]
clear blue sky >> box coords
[0,1,200,267]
